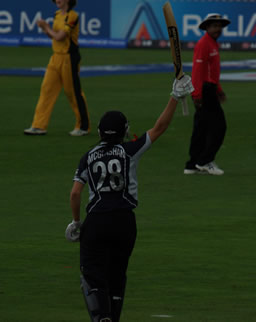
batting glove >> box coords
[65,220,82,242]
[171,75,194,100]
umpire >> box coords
[184,14,230,175]
[65,76,193,321]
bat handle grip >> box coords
[181,97,189,116]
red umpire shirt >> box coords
[191,32,223,100]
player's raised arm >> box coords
[147,75,194,143]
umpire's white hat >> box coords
[199,13,230,30]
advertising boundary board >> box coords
[0,0,256,50]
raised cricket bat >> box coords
[163,1,189,116]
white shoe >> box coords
[184,169,197,174]
[196,162,224,175]
[184,168,208,175]
[24,127,47,135]
[69,129,89,136]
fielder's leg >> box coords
[80,275,112,322]
[62,53,90,132]
[32,55,62,130]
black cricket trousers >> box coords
[80,209,137,298]
[186,82,227,168]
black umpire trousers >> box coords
[185,82,227,169]
[80,209,137,319]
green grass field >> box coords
[0,47,256,322]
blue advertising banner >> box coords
[0,0,116,47]
[0,0,256,49]
[111,0,166,40]
[111,0,256,43]
[166,1,256,42]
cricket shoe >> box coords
[196,162,224,176]
[184,168,208,175]
[69,128,89,136]
[184,168,197,174]
[24,127,47,135]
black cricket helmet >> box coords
[98,111,129,141]
[52,0,77,10]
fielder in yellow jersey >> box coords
[24,0,90,136]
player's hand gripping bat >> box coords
[163,1,189,115]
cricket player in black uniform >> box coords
[65,75,193,322]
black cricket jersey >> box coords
[73,133,151,213]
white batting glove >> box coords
[171,75,194,100]
[65,220,82,242]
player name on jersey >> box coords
[87,147,126,165]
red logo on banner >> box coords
[242,42,250,49]
[136,23,151,40]
[251,25,256,37]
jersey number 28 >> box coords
[93,159,124,192]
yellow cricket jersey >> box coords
[52,9,79,54]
